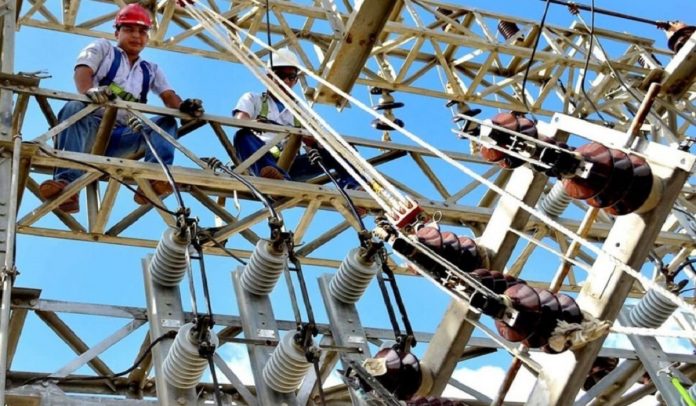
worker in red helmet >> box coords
[232,48,359,190]
[38,3,205,213]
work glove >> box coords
[127,115,146,133]
[85,86,114,104]
[179,98,204,118]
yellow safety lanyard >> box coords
[257,92,301,159]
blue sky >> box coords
[8,0,694,402]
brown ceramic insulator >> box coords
[562,143,614,199]
[604,154,653,216]
[471,268,494,290]
[488,270,511,294]
[480,145,507,163]
[495,284,542,342]
[440,231,461,265]
[480,113,522,163]
[504,274,525,287]
[583,357,619,391]
[543,293,583,353]
[498,20,520,40]
[373,347,423,400]
[556,293,583,324]
[457,236,481,272]
[587,149,634,208]
[523,289,562,348]
[407,396,467,406]
[481,113,537,169]
[666,22,696,53]
[416,226,443,252]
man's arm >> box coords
[74,66,95,94]
[160,90,183,110]
[234,111,252,120]
[161,90,204,118]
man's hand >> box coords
[179,98,204,118]
[127,115,146,133]
[85,86,114,104]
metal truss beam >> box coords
[13,0,694,134]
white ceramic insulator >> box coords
[162,323,219,389]
[329,248,379,304]
[538,181,572,218]
[239,239,288,295]
[628,288,679,328]
[149,227,189,287]
[263,331,312,393]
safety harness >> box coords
[98,46,151,103]
[257,92,301,158]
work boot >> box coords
[259,166,285,180]
[134,180,174,205]
[38,179,80,213]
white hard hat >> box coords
[267,47,302,70]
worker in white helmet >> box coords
[232,47,359,189]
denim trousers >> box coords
[233,128,359,189]
[54,101,179,182]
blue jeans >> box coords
[54,101,179,182]
[234,128,359,189]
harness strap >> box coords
[98,47,150,103]
[98,48,121,87]
[139,61,150,104]
[258,92,301,127]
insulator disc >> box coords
[471,269,493,289]
[584,357,619,391]
[498,20,521,40]
[604,154,653,216]
[416,226,443,252]
[440,231,461,264]
[480,113,537,169]
[457,236,481,272]
[563,143,614,199]
[488,271,510,294]
[587,149,634,208]
[495,284,542,342]
[542,293,583,353]
[372,348,423,401]
[371,117,405,131]
[374,101,405,110]
[667,25,696,52]
[504,274,525,287]
[523,289,562,348]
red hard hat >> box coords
[115,4,152,28]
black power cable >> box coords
[265,0,274,70]
[307,148,366,231]
[520,0,551,119]
[575,0,609,124]
[23,330,178,386]
[203,157,282,222]
[138,127,187,213]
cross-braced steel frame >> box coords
[1,1,695,405]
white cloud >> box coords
[444,356,658,405]
[218,344,256,385]
[444,364,537,401]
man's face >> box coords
[115,23,149,56]
[272,67,299,87]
